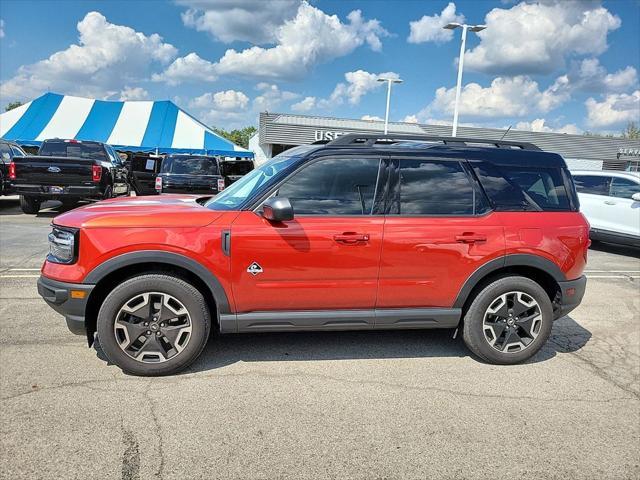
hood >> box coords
[54,195,222,229]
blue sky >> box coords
[1,0,639,134]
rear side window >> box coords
[609,177,640,199]
[394,159,485,215]
[39,141,107,161]
[573,175,611,195]
[473,162,571,211]
[164,156,219,175]
[221,161,254,176]
[276,157,380,215]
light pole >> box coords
[443,22,486,136]
[377,77,403,134]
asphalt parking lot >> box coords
[0,195,638,480]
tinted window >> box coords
[474,162,570,211]
[39,141,107,161]
[164,156,218,175]
[11,146,25,157]
[610,177,640,199]
[573,175,611,195]
[396,159,481,215]
[506,168,570,210]
[277,157,380,215]
[220,160,254,177]
[0,144,10,162]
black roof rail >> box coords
[326,133,541,151]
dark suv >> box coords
[0,140,27,196]
[38,134,588,375]
[155,155,254,195]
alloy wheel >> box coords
[113,292,192,363]
[482,291,542,353]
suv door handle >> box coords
[455,234,487,244]
[334,233,369,244]
[604,200,616,205]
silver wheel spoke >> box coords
[113,291,192,364]
[482,290,542,354]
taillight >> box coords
[92,165,102,182]
[155,176,162,192]
[8,161,16,180]
[217,178,225,191]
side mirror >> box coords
[262,197,294,222]
[632,192,640,202]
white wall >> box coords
[248,133,271,166]
[565,158,603,171]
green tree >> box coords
[214,126,257,149]
[622,121,639,140]
[5,101,23,112]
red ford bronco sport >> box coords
[38,134,589,376]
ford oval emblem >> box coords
[47,166,61,173]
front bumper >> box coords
[37,276,94,335]
[555,275,587,319]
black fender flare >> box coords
[452,254,566,309]
[83,250,231,313]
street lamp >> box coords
[443,22,486,137]
[377,76,403,134]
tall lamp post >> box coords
[443,22,486,137]
[377,76,403,134]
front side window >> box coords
[609,177,640,199]
[276,157,381,215]
[393,159,483,215]
[573,175,611,195]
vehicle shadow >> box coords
[589,240,640,259]
[92,315,591,373]
[177,315,591,373]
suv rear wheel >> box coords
[19,195,41,214]
[97,274,211,376]
[462,276,553,364]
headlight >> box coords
[47,227,77,264]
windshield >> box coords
[39,141,107,161]
[164,156,218,175]
[205,146,316,211]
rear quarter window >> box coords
[473,161,572,211]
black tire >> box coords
[102,185,113,200]
[97,274,211,376]
[61,199,80,209]
[462,276,553,365]
[19,195,41,214]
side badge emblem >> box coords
[247,262,263,276]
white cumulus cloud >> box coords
[585,90,640,128]
[464,1,621,75]
[361,115,384,121]
[189,90,250,111]
[151,52,217,86]
[253,83,300,111]
[119,86,149,101]
[291,96,317,112]
[319,70,400,108]
[157,2,389,84]
[178,0,300,44]
[426,76,569,119]
[0,12,177,102]
[0,19,5,39]
[514,118,581,135]
[407,2,465,44]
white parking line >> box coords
[585,270,640,273]
[0,275,40,278]
[587,275,640,279]
[4,268,41,271]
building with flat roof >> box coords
[250,112,640,171]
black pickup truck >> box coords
[155,154,254,195]
[9,139,130,214]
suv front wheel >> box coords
[97,274,211,376]
[462,276,553,364]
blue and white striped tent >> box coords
[0,92,253,158]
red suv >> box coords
[38,134,588,375]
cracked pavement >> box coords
[1,197,639,479]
